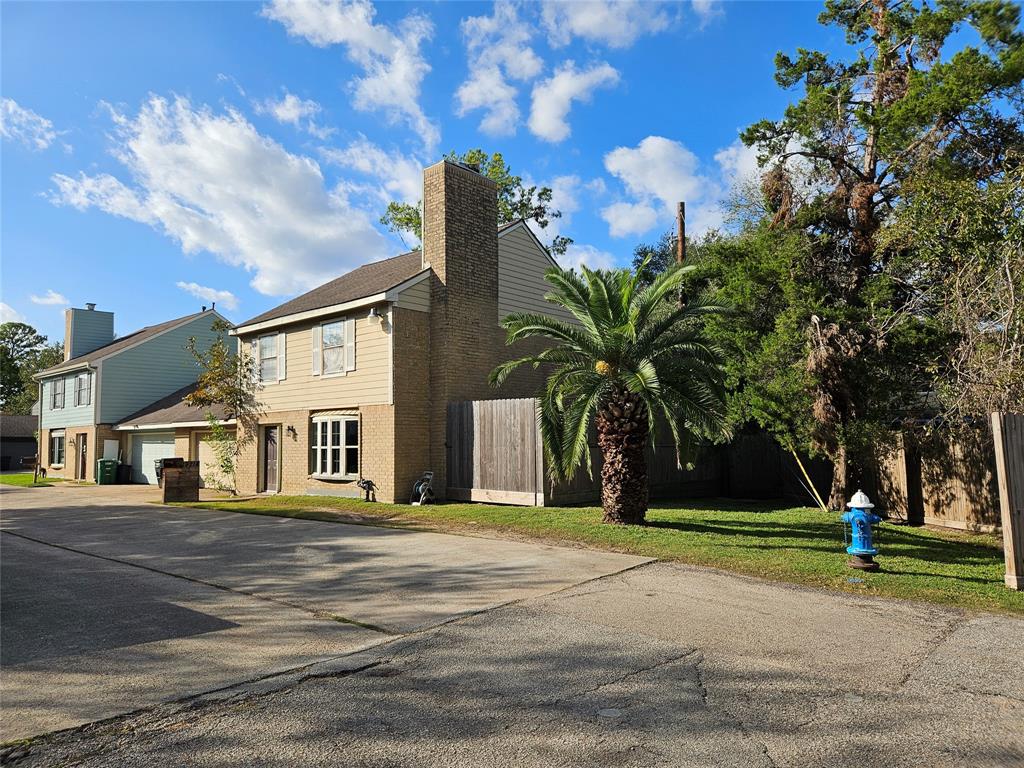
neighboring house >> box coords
[231,158,568,503]
[115,383,234,488]
[0,413,37,471]
[35,305,229,483]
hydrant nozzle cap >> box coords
[847,489,874,509]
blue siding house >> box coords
[35,305,229,483]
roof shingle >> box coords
[115,383,231,429]
[238,250,425,328]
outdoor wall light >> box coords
[367,306,382,324]
[286,425,297,438]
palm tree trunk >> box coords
[596,389,649,524]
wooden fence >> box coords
[446,399,827,507]
[992,413,1023,590]
[865,427,1001,532]
[445,398,1006,532]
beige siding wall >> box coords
[395,278,430,312]
[240,307,392,412]
[497,226,572,323]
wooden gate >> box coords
[447,399,545,505]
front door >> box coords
[78,433,88,480]
[262,426,279,493]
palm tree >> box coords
[490,258,727,525]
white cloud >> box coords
[714,139,761,187]
[256,91,334,138]
[176,281,239,311]
[0,303,26,324]
[262,0,438,150]
[558,243,617,272]
[528,61,619,142]
[322,136,422,204]
[601,135,722,238]
[1,98,60,151]
[541,0,671,48]
[600,201,659,238]
[536,174,582,243]
[30,290,69,306]
[49,95,389,296]
[456,2,543,136]
[691,0,723,27]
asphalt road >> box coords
[2,485,1023,767]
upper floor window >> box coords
[74,373,92,407]
[255,333,285,383]
[312,317,355,376]
[50,378,65,410]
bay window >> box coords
[311,416,359,479]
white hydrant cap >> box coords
[847,489,874,509]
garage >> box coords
[131,432,176,484]
[195,431,235,491]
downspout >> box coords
[33,379,42,483]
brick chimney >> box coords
[421,159,500,494]
[64,304,114,361]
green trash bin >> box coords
[95,458,118,485]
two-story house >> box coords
[232,159,568,503]
[36,305,228,483]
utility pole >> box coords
[676,202,686,265]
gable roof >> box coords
[37,309,222,378]
[237,250,425,329]
[1,413,37,439]
[114,383,232,430]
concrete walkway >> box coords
[0,485,649,740]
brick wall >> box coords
[392,307,431,503]
[234,406,402,502]
[423,160,501,496]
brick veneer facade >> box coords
[233,159,554,503]
[39,424,122,481]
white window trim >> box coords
[50,377,65,410]
[50,430,66,467]
[254,332,286,385]
[74,372,91,407]
[310,415,359,480]
[312,317,356,378]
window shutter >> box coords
[344,318,356,372]
[250,339,259,383]
[277,332,287,381]
[311,325,322,376]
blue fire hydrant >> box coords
[842,490,881,571]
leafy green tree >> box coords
[381,149,572,255]
[490,259,727,524]
[734,0,1023,506]
[184,318,263,492]
[10,342,63,414]
[880,163,1024,420]
[0,323,51,412]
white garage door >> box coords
[196,431,235,491]
[131,433,176,484]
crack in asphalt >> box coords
[895,613,966,688]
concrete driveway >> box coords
[0,484,649,740]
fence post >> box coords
[991,412,1024,591]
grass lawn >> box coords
[176,495,1022,616]
[0,472,63,488]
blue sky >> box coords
[1,0,839,342]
